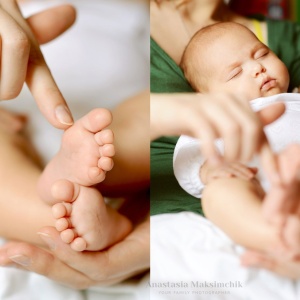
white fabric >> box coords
[0,0,149,299]
[174,93,300,198]
[151,212,300,300]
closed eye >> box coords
[255,49,269,59]
[227,68,242,81]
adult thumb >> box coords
[26,4,76,45]
[257,102,285,126]
[256,103,285,186]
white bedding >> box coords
[0,0,149,299]
[151,212,300,300]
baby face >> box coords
[202,26,289,100]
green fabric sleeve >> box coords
[150,38,203,216]
[150,38,193,93]
[151,138,203,216]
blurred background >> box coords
[229,0,299,22]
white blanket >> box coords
[0,0,149,299]
[151,212,300,300]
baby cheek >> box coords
[281,67,290,92]
[273,60,289,91]
[234,80,261,100]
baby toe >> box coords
[60,228,76,244]
[100,144,115,157]
[51,179,79,203]
[82,108,112,133]
[95,129,114,146]
[70,237,87,252]
[52,203,72,219]
[98,157,114,171]
[55,218,71,232]
[88,167,106,183]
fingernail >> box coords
[9,255,31,267]
[37,232,56,250]
[55,105,73,125]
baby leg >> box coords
[0,110,54,245]
[202,177,284,256]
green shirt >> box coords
[150,19,300,216]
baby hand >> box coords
[200,160,258,185]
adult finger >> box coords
[257,102,285,126]
[26,5,76,45]
[260,143,284,225]
[218,96,265,162]
[243,104,285,223]
[259,141,280,184]
[0,9,30,99]
[228,164,256,179]
[241,250,300,279]
[277,144,300,185]
[0,240,94,290]
[271,145,300,218]
[3,0,74,129]
[222,98,285,163]
[200,98,243,161]
[240,249,269,266]
[184,109,220,160]
[256,102,285,182]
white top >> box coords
[173,93,300,198]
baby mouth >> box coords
[261,78,277,91]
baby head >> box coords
[180,22,289,100]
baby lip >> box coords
[260,77,270,88]
[260,77,275,90]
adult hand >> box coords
[241,250,300,279]
[261,144,300,257]
[0,218,150,289]
[0,1,76,128]
[151,92,285,166]
[263,144,300,221]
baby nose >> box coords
[252,62,266,77]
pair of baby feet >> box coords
[38,108,132,251]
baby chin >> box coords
[260,79,287,97]
[260,86,286,98]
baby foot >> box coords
[38,108,115,205]
[51,179,132,251]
